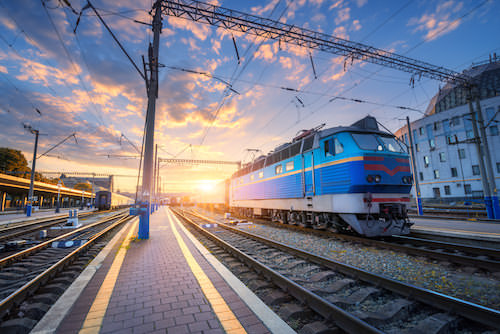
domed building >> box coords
[396,56,500,204]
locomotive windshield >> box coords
[352,133,405,153]
[351,133,383,151]
[378,136,406,153]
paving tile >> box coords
[56,209,270,334]
[154,317,176,330]
[173,314,195,326]
[188,321,211,332]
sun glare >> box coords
[198,181,216,193]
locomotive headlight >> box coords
[374,175,381,183]
[366,175,374,183]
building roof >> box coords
[425,58,500,116]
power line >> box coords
[41,0,108,129]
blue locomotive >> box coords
[228,116,413,237]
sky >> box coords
[0,0,499,194]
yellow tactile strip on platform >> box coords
[166,209,247,334]
[79,219,139,333]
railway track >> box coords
[0,212,133,333]
[0,210,101,245]
[207,209,500,273]
[173,208,500,334]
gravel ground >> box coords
[195,209,500,310]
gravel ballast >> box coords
[196,209,500,310]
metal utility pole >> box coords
[138,0,162,239]
[474,98,500,218]
[156,152,160,207]
[152,144,158,213]
[468,97,494,218]
[25,125,39,217]
[406,117,423,215]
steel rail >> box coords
[0,214,133,319]
[0,211,95,232]
[0,211,127,269]
[227,212,500,271]
[327,232,500,272]
[392,235,500,258]
[0,211,101,242]
[172,209,382,334]
[184,209,500,329]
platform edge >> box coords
[173,210,296,334]
[30,217,138,334]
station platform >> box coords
[32,207,293,334]
[410,216,500,238]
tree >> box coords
[74,182,92,192]
[1,147,64,185]
[0,147,30,176]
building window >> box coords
[472,165,480,175]
[413,130,417,141]
[451,116,460,126]
[497,162,500,173]
[451,167,458,177]
[419,127,424,135]
[415,143,420,152]
[258,171,263,178]
[442,119,450,132]
[444,185,451,195]
[432,187,441,198]
[419,172,424,181]
[429,139,436,150]
[439,152,446,162]
[423,156,430,167]
[464,184,472,194]
[285,161,294,171]
[446,135,457,144]
[490,125,499,136]
[433,121,441,131]
[433,169,440,179]
[458,149,466,159]
[275,164,282,174]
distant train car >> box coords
[95,191,134,210]
[193,180,229,211]
[227,116,413,237]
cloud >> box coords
[167,16,212,40]
[279,56,293,69]
[352,19,362,31]
[0,65,7,73]
[355,0,368,7]
[251,0,281,15]
[15,57,80,87]
[254,43,279,62]
[335,7,351,25]
[407,1,464,41]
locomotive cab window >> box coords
[323,137,343,157]
[258,171,264,178]
[285,161,294,171]
[352,133,383,151]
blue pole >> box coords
[416,197,423,216]
[138,204,149,239]
[492,195,500,219]
[484,196,494,219]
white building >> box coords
[396,57,500,203]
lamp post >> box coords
[56,181,61,213]
[24,124,39,217]
[80,190,84,210]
